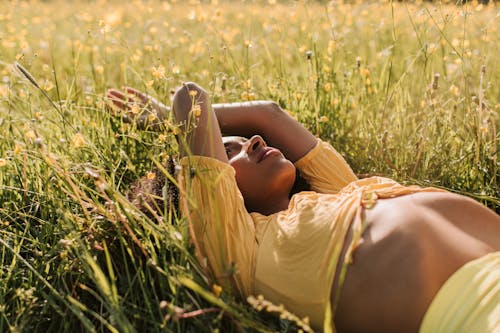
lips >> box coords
[257,147,280,163]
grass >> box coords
[0,0,498,332]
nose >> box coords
[246,135,266,154]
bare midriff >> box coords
[332,192,500,333]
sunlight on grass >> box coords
[0,0,498,331]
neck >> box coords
[250,193,290,216]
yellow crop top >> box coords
[179,139,440,331]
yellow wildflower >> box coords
[151,65,165,79]
[14,144,23,155]
[95,65,104,74]
[212,284,222,297]
[131,104,141,115]
[148,113,157,123]
[43,80,54,92]
[146,171,156,180]
[449,84,460,96]
[25,129,36,140]
[0,158,7,167]
[191,105,202,117]
[72,133,85,148]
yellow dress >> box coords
[179,139,440,331]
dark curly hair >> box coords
[127,157,179,217]
[128,158,309,217]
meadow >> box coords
[0,0,498,332]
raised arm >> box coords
[107,84,317,163]
[171,82,228,163]
[213,101,317,163]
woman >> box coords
[107,82,500,333]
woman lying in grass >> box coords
[107,83,500,333]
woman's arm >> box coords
[107,85,317,162]
[213,101,317,163]
[171,82,228,163]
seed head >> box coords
[15,62,40,89]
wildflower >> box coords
[148,113,158,123]
[0,158,7,167]
[319,116,329,123]
[99,20,111,34]
[131,104,141,115]
[158,134,167,143]
[72,133,85,148]
[324,82,332,92]
[327,40,336,54]
[43,80,54,92]
[191,105,202,117]
[212,284,222,297]
[146,171,156,180]
[159,300,169,310]
[13,144,22,155]
[151,65,165,79]
[449,84,460,96]
[95,65,104,74]
[189,89,198,97]
[25,129,36,140]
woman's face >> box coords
[223,135,296,212]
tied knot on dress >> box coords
[361,190,378,209]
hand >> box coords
[106,87,170,130]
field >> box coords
[0,0,498,332]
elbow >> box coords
[263,101,284,115]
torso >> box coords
[333,192,500,333]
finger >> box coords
[125,87,151,105]
[107,89,127,101]
[106,90,129,111]
[107,97,127,111]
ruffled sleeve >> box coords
[294,139,357,194]
[178,156,256,297]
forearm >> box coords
[172,83,228,163]
[213,101,317,162]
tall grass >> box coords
[0,0,498,331]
